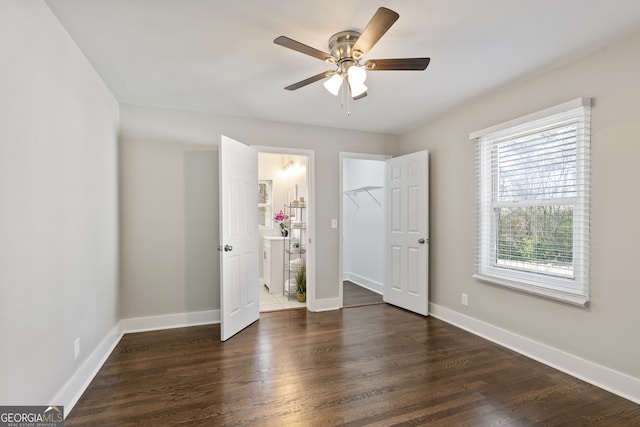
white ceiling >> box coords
[45,0,640,135]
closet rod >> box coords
[343,186,382,208]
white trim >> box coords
[56,310,222,418]
[55,302,639,421]
[429,303,640,405]
[120,309,220,333]
[469,97,591,140]
[53,323,123,418]
[473,274,589,306]
[343,272,384,295]
[308,297,341,312]
[473,99,591,304]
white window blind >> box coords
[472,98,591,306]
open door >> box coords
[219,135,259,341]
[384,151,429,316]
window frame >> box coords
[258,180,273,229]
[471,98,591,306]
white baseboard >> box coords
[53,323,123,418]
[308,297,341,312]
[58,303,638,422]
[56,309,221,418]
[120,309,220,333]
[343,272,383,295]
[429,303,640,405]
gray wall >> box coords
[0,1,119,404]
[119,138,219,319]
[399,31,640,380]
[119,105,398,317]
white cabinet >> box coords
[263,237,286,295]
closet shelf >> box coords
[343,186,383,208]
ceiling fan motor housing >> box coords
[328,30,362,70]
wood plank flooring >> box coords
[343,281,384,307]
[66,305,639,426]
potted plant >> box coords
[295,263,306,302]
[273,210,289,237]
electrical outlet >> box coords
[461,293,469,306]
[74,338,80,360]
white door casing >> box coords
[384,151,429,316]
[219,135,259,341]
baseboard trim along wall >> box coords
[120,309,220,334]
[343,272,383,295]
[57,303,639,419]
[53,323,123,418]
[308,297,341,312]
[57,310,221,418]
[429,303,640,405]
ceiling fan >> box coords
[274,7,430,100]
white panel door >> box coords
[384,151,429,315]
[219,135,259,341]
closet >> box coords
[342,157,385,296]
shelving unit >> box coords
[283,203,306,300]
[343,186,383,208]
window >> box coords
[258,180,273,228]
[471,98,591,306]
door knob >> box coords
[418,238,427,245]
[224,244,233,252]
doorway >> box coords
[257,148,313,312]
[339,153,388,308]
[338,150,430,314]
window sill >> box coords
[473,274,589,307]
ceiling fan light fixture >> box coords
[323,73,343,96]
[349,81,367,98]
[347,65,367,84]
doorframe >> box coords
[338,152,391,308]
[255,145,316,311]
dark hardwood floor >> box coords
[343,280,384,307]
[66,305,639,426]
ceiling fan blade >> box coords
[284,71,333,91]
[351,7,399,55]
[274,36,336,62]
[353,91,368,101]
[364,57,431,71]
